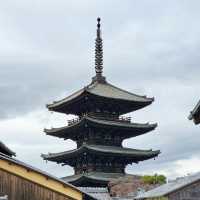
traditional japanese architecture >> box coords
[42,18,160,187]
[0,141,15,157]
[0,153,96,200]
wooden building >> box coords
[0,153,96,200]
[188,100,200,125]
[135,172,200,200]
[42,18,160,187]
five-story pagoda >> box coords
[42,18,160,187]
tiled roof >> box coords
[63,172,125,183]
[87,82,153,102]
[135,172,200,199]
[47,81,153,109]
[42,144,160,163]
[62,172,126,187]
[188,99,200,124]
[45,116,157,139]
[78,187,112,200]
[0,141,15,156]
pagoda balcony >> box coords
[87,113,131,123]
[67,113,131,126]
[67,117,81,126]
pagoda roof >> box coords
[41,144,160,164]
[62,172,125,187]
[47,81,154,114]
[188,99,200,124]
[45,116,157,139]
[0,141,15,157]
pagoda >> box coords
[42,18,160,187]
[0,141,15,157]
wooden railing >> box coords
[67,113,131,126]
[67,117,80,126]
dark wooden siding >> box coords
[0,169,72,200]
[168,180,200,200]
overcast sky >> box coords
[0,0,200,180]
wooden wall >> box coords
[0,169,72,200]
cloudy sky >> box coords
[0,0,200,180]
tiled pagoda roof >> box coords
[62,172,125,187]
[44,116,157,139]
[188,99,200,124]
[78,187,111,200]
[0,141,15,157]
[41,144,160,164]
[47,81,154,114]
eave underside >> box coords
[42,144,160,165]
[47,82,154,115]
[0,142,15,157]
[62,172,125,187]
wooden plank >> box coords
[0,169,73,200]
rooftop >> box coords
[62,172,126,187]
[135,172,200,199]
[188,99,200,124]
[78,187,112,200]
[45,115,157,139]
[0,141,15,157]
[42,144,160,163]
[47,81,154,114]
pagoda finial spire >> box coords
[95,17,103,80]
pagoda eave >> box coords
[0,141,16,157]
[62,172,125,187]
[41,144,160,165]
[47,82,154,115]
[44,116,157,140]
[188,100,200,124]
